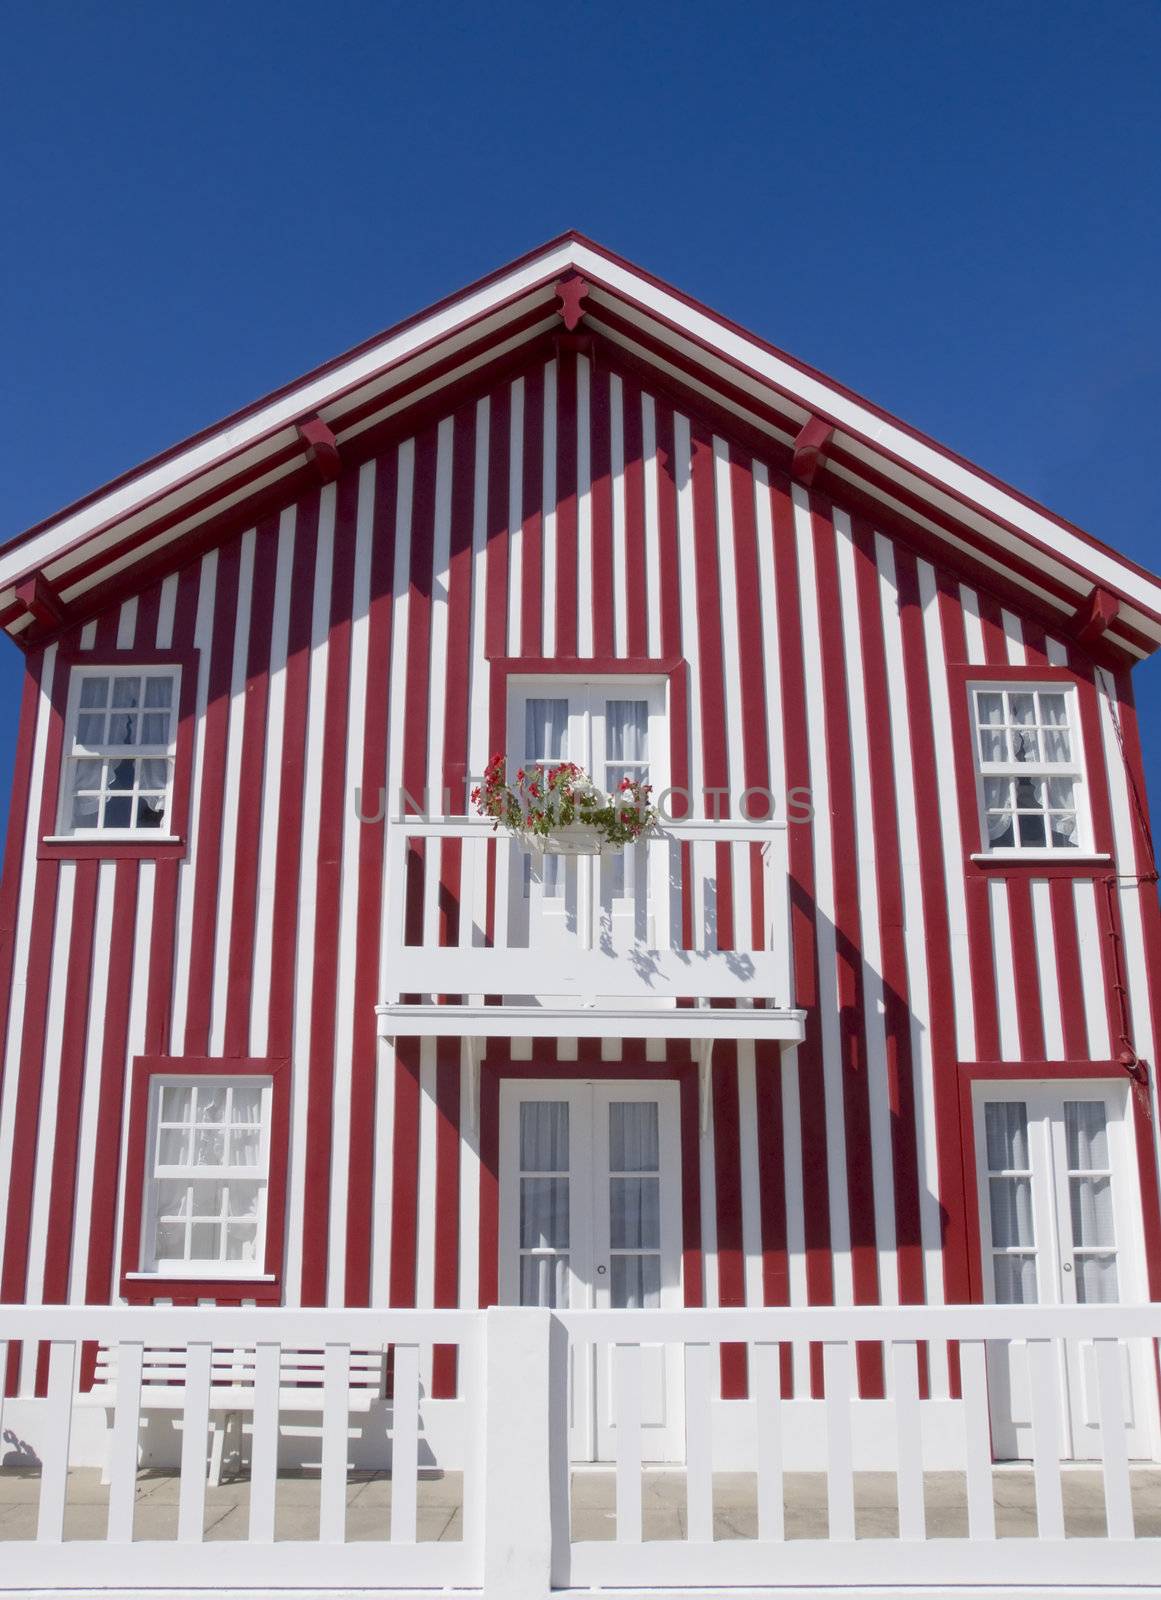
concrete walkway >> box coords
[1,1464,1160,1543]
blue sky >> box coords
[1,1,1159,837]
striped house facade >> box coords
[1,236,1159,1440]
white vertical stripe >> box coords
[327,461,376,1304]
[673,414,703,813]
[1045,635,1069,667]
[425,418,455,812]
[610,374,628,658]
[1073,879,1112,1059]
[506,379,524,658]
[988,880,1021,1060]
[458,1044,480,1311]
[1030,879,1065,1059]
[249,506,296,1058]
[779,1050,810,1390]
[833,509,897,1304]
[23,864,77,1328]
[712,438,744,805]
[541,361,557,657]
[736,1045,764,1308]
[380,442,415,1002]
[0,643,56,1274]
[156,572,179,650]
[465,395,492,806]
[284,484,336,1304]
[370,1039,397,1307]
[416,1043,438,1312]
[641,394,662,659]
[1001,608,1026,665]
[875,535,945,1377]
[699,1079,718,1310]
[208,527,256,1057]
[111,861,155,1298]
[169,551,219,1052]
[68,861,116,1300]
[116,596,138,649]
[791,484,853,1303]
[960,586,986,665]
[917,557,977,1059]
[78,621,97,649]
[576,355,593,657]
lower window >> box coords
[144,1077,271,1273]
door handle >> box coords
[597,1264,607,1275]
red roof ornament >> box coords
[297,416,342,484]
[555,272,590,332]
[791,416,834,486]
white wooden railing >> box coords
[1,1303,1159,1598]
[378,817,800,1032]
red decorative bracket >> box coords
[297,416,342,483]
[14,571,67,630]
[791,416,834,486]
[555,272,590,332]
[1071,585,1120,645]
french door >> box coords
[972,1082,1156,1459]
[499,1079,683,1461]
[505,680,667,955]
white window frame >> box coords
[55,662,182,841]
[968,680,1096,859]
[139,1074,273,1279]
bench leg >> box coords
[208,1417,227,1488]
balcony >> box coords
[2,1302,1159,1597]
[376,816,804,1049]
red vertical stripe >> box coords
[483,390,510,663]
[431,1038,462,1395]
[589,364,615,658]
[389,1040,422,1307]
[554,353,578,657]
[620,376,649,658]
[519,367,545,658]
[712,1050,747,1397]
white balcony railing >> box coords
[1,1302,1159,1598]
[377,817,804,1043]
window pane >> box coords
[524,699,569,762]
[1070,1177,1115,1248]
[155,1180,191,1218]
[135,796,165,829]
[609,1102,659,1172]
[520,1101,568,1171]
[989,1176,1034,1247]
[112,678,142,708]
[611,1254,661,1309]
[79,676,110,709]
[1039,692,1068,726]
[520,1177,569,1248]
[161,1085,193,1122]
[76,713,106,745]
[985,1101,1029,1171]
[144,675,174,708]
[229,1127,261,1168]
[976,692,1004,726]
[1010,727,1040,763]
[1010,693,1035,725]
[197,1086,228,1122]
[225,1223,258,1262]
[1075,1254,1119,1304]
[1046,777,1076,811]
[231,1084,264,1124]
[610,1177,660,1248]
[1048,813,1078,848]
[191,1181,225,1217]
[141,712,169,744]
[188,1221,220,1261]
[993,1254,1037,1304]
[978,728,1005,762]
[985,811,1015,847]
[104,796,132,828]
[192,1127,225,1166]
[605,701,649,763]
[107,713,138,745]
[1042,728,1071,762]
[108,759,135,791]
[520,1253,568,1309]
[155,1220,186,1260]
[1065,1101,1109,1169]
[158,1127,191,1166]
[227,1182,260,1219]
[1016,810,1047,848]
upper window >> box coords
[141,1076,271,1276]
[58,666,180,837]
[971,684,1087,853]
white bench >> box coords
[82,1343,389,1485]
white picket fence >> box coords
[0,1302,1159,1598]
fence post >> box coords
[481,1306,569,1600]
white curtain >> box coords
[609,1102,658,1171]
[989,1176,1034,1248]
[524,699,569,763]
[984,1101,1029,1172]
[605,700,649,765]
[1065,1101,1109,1169]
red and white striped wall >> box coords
[1,346,1159,1403]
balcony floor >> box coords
[2,1464,1160,1543]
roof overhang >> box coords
[4,232,1160,659]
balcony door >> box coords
[499,1079,683,1462]
[506,679,667,959]
[972,1082,1156,1460]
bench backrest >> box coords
[92,1344,388,1396]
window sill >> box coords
[970,852,1112,866]
[120,1271,281,1304]
[39,834,186,862]
[124,1271,277,1282]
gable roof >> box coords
[4,231,1160,659]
